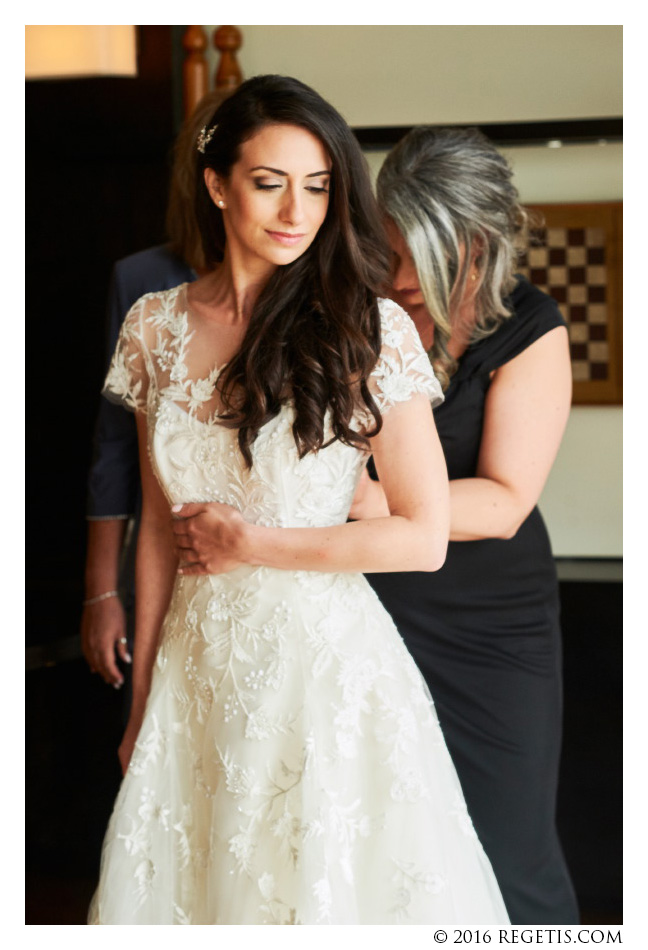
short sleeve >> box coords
[368,298,444,413]
[102,295,151,413]
[464,277,568,378]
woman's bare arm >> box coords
[118,413,178,774]
[448,326,571,540]
[349,327,571,542]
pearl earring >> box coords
[218,201,225,208]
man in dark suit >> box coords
[80,90,228,687]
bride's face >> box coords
[205,123,332,270]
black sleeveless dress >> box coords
[367,277,579,924]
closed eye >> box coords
[254,182,329,196]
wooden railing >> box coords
[182,25,243,117]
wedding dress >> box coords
[88,284,509,924]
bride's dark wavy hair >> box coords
[195,74,390,467]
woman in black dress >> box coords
[351,127,579,924]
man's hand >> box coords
[81,596,131,687]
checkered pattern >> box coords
[518,227,609,382]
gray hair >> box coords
[377,126,528,384]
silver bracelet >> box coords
[83,590,119,606]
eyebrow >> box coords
[249,166,331,177]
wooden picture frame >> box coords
[518,202,623,405]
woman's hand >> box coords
[171,502,249,575]
[81,597,131,688]
[348,466,390,521]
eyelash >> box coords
[254,183,329,195]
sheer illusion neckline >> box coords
[146,285,235,424]
[104,289,444,428]
[178,282,249,369]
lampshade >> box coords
[25,25,137,79]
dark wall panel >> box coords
[26,26,175,649]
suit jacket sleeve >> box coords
[86,264,140,519]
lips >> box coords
[266,230,306,247]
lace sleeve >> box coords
[368,298,444,413]
[102,295,152,413]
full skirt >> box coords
[89,566,509,924]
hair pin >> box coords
[197,123,218,154]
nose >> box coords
[279,186,305,227]
[391,253,419,292]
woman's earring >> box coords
[218,200,225,209]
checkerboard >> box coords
[518,225,610,384]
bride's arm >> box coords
[118,413,178,774]
[172,391,449,575]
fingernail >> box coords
[171,505,182,512]
[113,682,123,690]
[124,653,132,663]
[177,568,183,575]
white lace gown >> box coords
[88,284,509,925]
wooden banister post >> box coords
[182,26,208,118]
[213,26,243,91]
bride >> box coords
[88,74,509,925]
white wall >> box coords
[207,25,623,557]
[501,144,623,205]
[208,25,622,126]
[540,407,622,557]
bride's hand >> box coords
[171,502,249,575]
